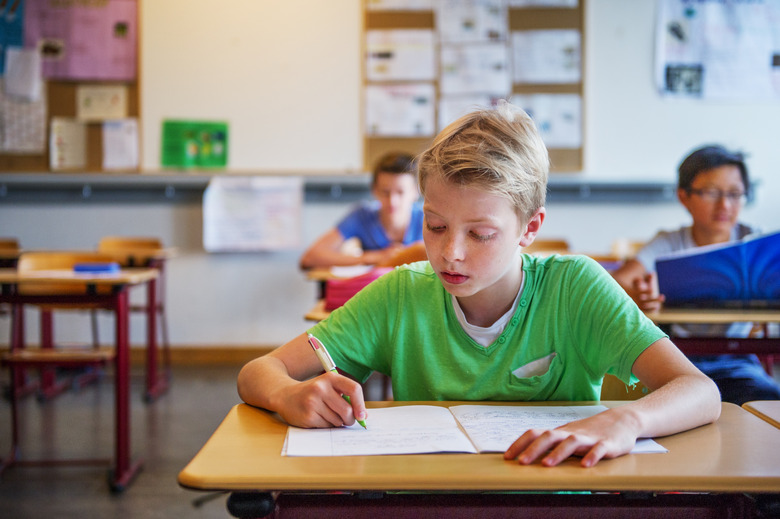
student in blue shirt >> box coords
[240,102,720,467]
[299,152,424,269]
[612,144,780,405]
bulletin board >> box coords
[1,1,585,177]
[0,81,140,173]
[0,0,140,174]
[363,1,585,173]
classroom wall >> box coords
[1,0,778,348]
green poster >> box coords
[161,120,228,169]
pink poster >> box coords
[24,0,137,80]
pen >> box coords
[307,333,367,429]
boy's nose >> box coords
[442,234,465,262]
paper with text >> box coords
[284,404,667,457]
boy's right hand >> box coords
[631,272,665,312]
[361,244,404,266]
[276,371,367,429]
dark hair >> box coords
[372,152,416,186]
[678,145,750,195]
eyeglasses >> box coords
[687,188,746,203]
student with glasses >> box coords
[612,144,780,405]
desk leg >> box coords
[37,310,72,400]
[144,277,167,402]
[110,289,143,492]
[10,303,37,399]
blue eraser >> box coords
[73,262,121,273]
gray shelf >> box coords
[0,172,682,204]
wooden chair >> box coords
[524,239,570,256]
[1,251,127,479]
[96,236,171,380]
[600,374,648,400]
[10,251,119,399]
[0,237,20,268]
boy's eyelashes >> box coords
[470,231,495,242]
[425,223,495,242]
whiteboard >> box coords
[140,0,363,173]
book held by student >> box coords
[655,229,780,308]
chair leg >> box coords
[91,309,101,349]
[0,363,21,474]
[39,310,58,396]
[10,302,37,399]
[159,305,171,376]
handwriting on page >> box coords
[449,405,606,453]
[283,404,667,457]
[284,405,477,456]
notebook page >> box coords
[449,405,667,454]
[284,405,477,456]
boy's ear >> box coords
[677,188,692,208]
[519,207,546,247]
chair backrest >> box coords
[0,238,19,251]
[524,239,570,256]
[611,239,645,260]
[97,236,163,266]
[0,238,21,267]
[600,374,648,400]
[17,251,118,295]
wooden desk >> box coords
[179,401,780,516]
[743,400,780,429]
[304,299,329,322]
[646,307,780,359]
[0,267,158,491]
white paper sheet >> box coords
[440,42,511,95]
[438,0,507,43]
[49,118,87,170]
[4,47,42,101]
[202,176,303,252]
[656,0,780,100]
[366,29,436,81]
[365,83,435,136]
[510,93,582,148]
[102,119,138,170]
[512,29,581,84]
[0,83,47,154]
[77,84,128,121]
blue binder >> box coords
[655,230,780,308]
[73,262,121,274]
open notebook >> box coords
[283,404,666,457]
[655,229,780,308]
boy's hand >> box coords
[275,371,367,429]
[361,244,404,266]
[631,272,665,312]
[503,407,640,467]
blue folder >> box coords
[655,230,780,308]
[73,262,121,274]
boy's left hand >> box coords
[503,407,640,467]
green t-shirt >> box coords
[309,254,665,401]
